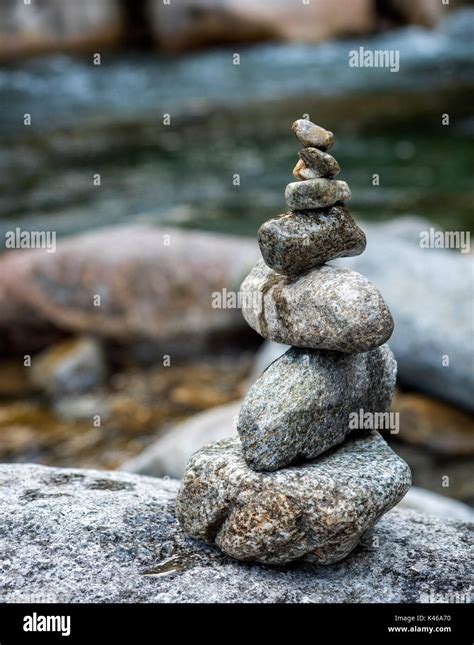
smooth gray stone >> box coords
[285,178,351,210]
[295,146,340,178]
[177,433,411,565]
[1,463,470,603]
[336,216,474,411]
[292,119,334,150]
[237,344,396,471]
[258,204,366,277]
[240,260,394,352]
[399,486,474,523]
[0,225,259,351]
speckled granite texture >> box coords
[240,259,394,352]
[177,433,411,565]
[237,344,396,471]
[1,464,469,603]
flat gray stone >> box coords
[237,345,396,471]
[285,178,351,210]
[258,204,366,277]
[177,433,411,565]
[1,463,470,603]
[295,146,340,178]
[240,259,394,352]
[292,119,334,150]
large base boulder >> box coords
[177,433,411,565]
[0,463,470,603]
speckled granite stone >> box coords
[294,147,340,179]
[237,344,396,471]
[0,464,469,602]
[258,204,366,277]
[285,178,351,210]
[240,260,394,352]
[176,433,411,565]
[292,119,334,150]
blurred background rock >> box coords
[0,0,472,515]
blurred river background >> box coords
[1,7,473,236]
[0,0,473,513]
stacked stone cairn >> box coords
[177,119,411,565]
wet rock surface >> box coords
[237,345,396,471]
[258,204,366,276]
[0,354,252,471]
[240,259,394,352]
[177,434,411,564]
[1,463,469,603]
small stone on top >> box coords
[292,118,334,150]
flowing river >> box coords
[0,8,472,240]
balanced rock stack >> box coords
[176,119,411,565]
